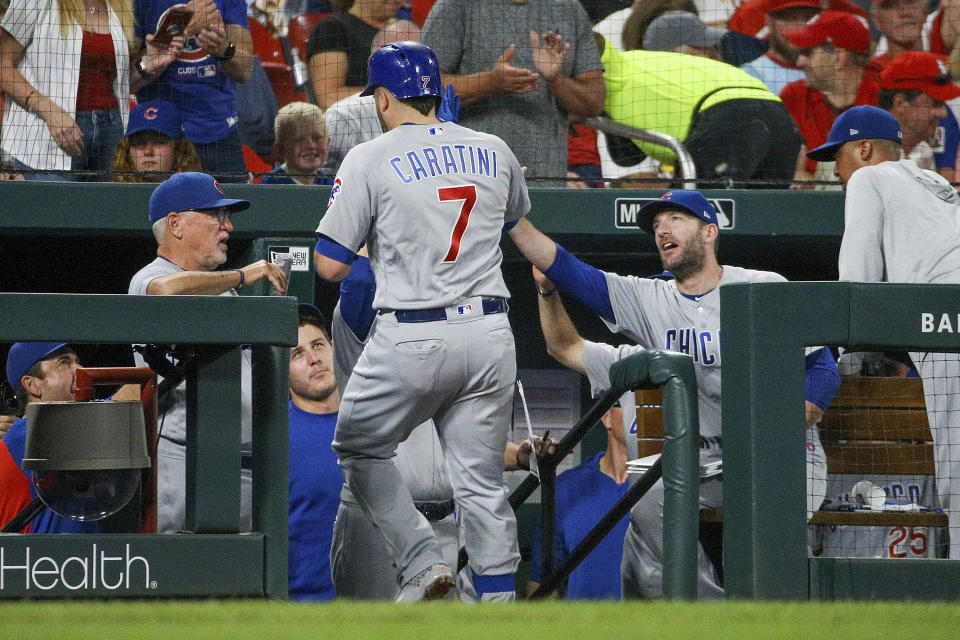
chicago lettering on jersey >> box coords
[389,145,498,184]
[664,328,720,365]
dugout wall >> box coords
[0,293,294,598]
[722,281,960,600]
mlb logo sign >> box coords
[457,304,473,315]
[614,198,735,230]
[198,64,217,78]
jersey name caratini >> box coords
[389,138,499,183]
[316,122,530,311]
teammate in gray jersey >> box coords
[510,189,840,598]
[808,105,960,559]
[314,41,533,601]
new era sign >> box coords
[615,198,735,230]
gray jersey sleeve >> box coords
[128,257,182,295]
[315,143,376,255]
[838,168,886,282]
[581,340,649,397]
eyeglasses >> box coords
[182,208,231,225]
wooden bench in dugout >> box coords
[635,376,946,529]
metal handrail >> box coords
[582,116,698,189]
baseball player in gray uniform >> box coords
[128,172,288,533]
[314,41,531,601]
[511,189,840,597]
[328,253,552,599]
[808,105,960,559]
[327,265,459,599]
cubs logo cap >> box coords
[6,342,69,387]
[126,100,183,139]
[637,190,718,234]
[782,11,870,54]
[880,51,960,103]
[806,105,902,161]
[149,172,251,223]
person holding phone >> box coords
[0,0,183,181]
[133,0,255,182]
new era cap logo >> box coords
[849,128,859,135]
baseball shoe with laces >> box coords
[396,563,455,602]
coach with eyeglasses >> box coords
[127,171,288,533]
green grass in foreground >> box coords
[1,599,959,640]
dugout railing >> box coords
[722,281,960,600]
[513,349,702,600]
[0,293,295,599]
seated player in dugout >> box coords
[508,189,840,597]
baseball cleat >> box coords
[396,564,455,602]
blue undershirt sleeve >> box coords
[542,243,615,324]
[314,235,357,267]
[337,256,377,341]
[804,347,841,411]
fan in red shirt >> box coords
[869,0,928,71]
[779,11,879,183]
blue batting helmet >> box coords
[360,41,443,100]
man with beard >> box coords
[779,11,877,183]
[508,189,840,597]
[740,0,823,97]
[879,52,960,180]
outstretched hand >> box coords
[438,83,460,123]
[529,30,569,82]
[491,44,539,94]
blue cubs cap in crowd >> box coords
[637,190,718,234]
[149,172,251,223]
[297,303,327,332]
[6,342,69,386]
[126,100,183,138]
[806,106,903,162]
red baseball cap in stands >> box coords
[782,11,871,54]
[764,0,820,13]
[880,52,960,102]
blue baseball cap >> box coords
[6,342,69,386]
[126,100,183,138]
[806,106,903,162]
[297,303,327,332]
[149,172,250,223]
[637,190,718,234]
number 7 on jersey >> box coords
[438,185,477,263]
